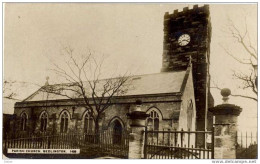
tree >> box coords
[3,80,39,101]
[3,80,19,100]
[41,46,132,134]
[216,17,257,102]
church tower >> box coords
[161,5,213,146]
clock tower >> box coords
[161,5,214,147]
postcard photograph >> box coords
[2,3,258,160]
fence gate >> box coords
[144,128,214,159]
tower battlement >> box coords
[164,4,209,18]
[161,4,211,72]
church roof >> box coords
[23,70,187,102]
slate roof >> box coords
[24,71,187,102]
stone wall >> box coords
[160,5,213,146]
[13,94,188,135]
[178,67,196,131]
[177,67,196,146]
[161,5,211,72]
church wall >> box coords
[141,102,181,130]
[13,106,83,135]
[102,101,182,131]
[178,68,196,131]
[13,98,183,135]
[177,69,196,146]
[102,104,130,130]
[13,107,33,134]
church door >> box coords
[112,120,123,145]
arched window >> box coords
[110,119,123,144]
[21,113,28,131]
[147,110,160,131]
[40,112,48,132]
[84,113,94,133]
[60,112,69,133]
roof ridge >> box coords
[129,70,186,77]
[46,70,187,87]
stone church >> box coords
[11,5,214,146]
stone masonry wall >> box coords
[161,5,213,145]
[13,96,185,135]
[177,68,196,146]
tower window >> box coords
[40,112,48,132]
[60,112,69,133]
[21,113,28,131]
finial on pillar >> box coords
[126,99,149,126]
[221,88,231,104]
[45,76,49,86]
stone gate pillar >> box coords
[127,100,149,159]
[209,88,242,159]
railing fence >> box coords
[236,131,257,159]
[3,129,129,158]
[144,128,214,159]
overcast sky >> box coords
[3,3,257,133]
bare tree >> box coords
[3,80,19,100]
[41,46,132,134]
[216,17,257,102]
[3,80,39,101]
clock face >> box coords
[178,34,191,46]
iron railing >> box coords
[3,129,130,158]
[144,128,214,159]
[236,131,257,159]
